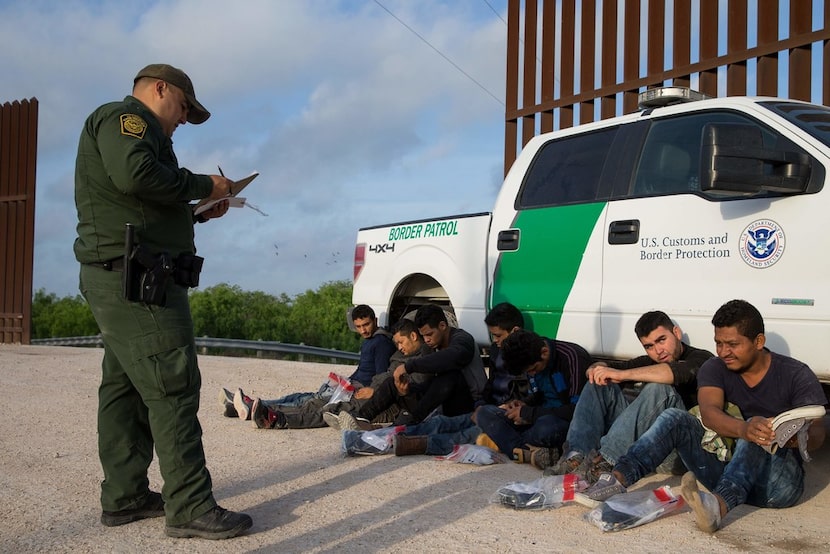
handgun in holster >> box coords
[122,223,174,306]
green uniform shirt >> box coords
[74,95,213,263]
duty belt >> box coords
[86,258,124,271]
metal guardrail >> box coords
[30,335,360,362]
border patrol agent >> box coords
[74,63,252,540]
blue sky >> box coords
[0,0,508,298]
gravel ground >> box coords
[1,344,829,553]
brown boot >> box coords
[475,432,499,451]
[529,446,560,470]
[513,445,560,470]
[394,434,428,456]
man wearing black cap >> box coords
[74,63,252,539]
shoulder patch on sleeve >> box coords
[120,114,147,139]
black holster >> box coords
[121,224,204,306]
[124,244,173,306]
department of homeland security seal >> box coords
[120,114,147,139]
[739,219,785,268]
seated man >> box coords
[345,304,488,427]
[393,302,529,456]
[249,318,430,430]
[547,310,713,482]
[219,304,396,420]
[475,329,592,469]
[325,317,436,430]
[577,299,827,534]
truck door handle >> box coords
[608,219,640,244]
[497,229,520,251]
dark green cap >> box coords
[134,63,210,124]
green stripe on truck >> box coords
[491,202,606,336]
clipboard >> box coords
[193,171,259,216]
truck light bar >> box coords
[638,87,710,109]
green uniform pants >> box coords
[80,265,216,525]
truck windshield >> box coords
[760,101,830,148]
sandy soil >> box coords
[1,344,828,553]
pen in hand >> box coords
[218,165,233,195]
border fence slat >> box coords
[579,0,596,125]
[522,0,538,147]
[622,0,641,113]
[757,1,780,97]
[646,0,665,85]
[789,0,812,101]
[560,0,576,131]
[540,0,556,132]
[673,0,692,90]
[600,0,618,119]
[727,1,748,96]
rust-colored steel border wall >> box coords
[505,0,830,174]
[0,98,38,344]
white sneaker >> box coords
[681,471,722,533]
[322,411,341,430]
[575,472,626,508]
[218,388,237,418]
[338,412,361,430]
[233,388,253,421]
[339,411,372,431]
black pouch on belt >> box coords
[174,253,204,288]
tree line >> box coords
[31,280,361,353]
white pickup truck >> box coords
[352,88,830,383]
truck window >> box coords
[630,111,812,199]
[517,126,619,208]
[760,101,830,148]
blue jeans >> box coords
[263,381,334,409]
[404,413,481,456]
[565,382,684,463]
[615,408,805,511]
[475,404,569,455]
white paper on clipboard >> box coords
[193,171,258,215]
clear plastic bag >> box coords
[585,485,687,532]
[315,372,340,400]
[341,426,405,456]
[491,474,588,510]
[437,444,510,465]
[323,372,355,406]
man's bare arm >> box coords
[698,386,774,446]
[588,363,674,386]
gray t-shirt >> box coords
[697,350,826,419]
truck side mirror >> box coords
[700,122,811,196]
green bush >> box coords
[32,281,359,353]
[31,289,99,339]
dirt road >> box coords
[1,345,828,553]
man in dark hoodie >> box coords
[344,304,487,427]
[390,302,529,456]
[347,304,398,387]
[475,329,592,468]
